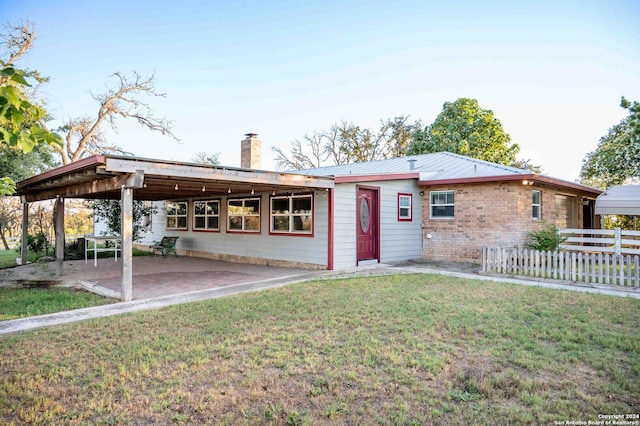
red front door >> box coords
[357,187,378,263]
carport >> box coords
[595,184,640,228]
[15,154,334,302]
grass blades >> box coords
[1,273,638,425]
[0,288,114,321]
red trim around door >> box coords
[356,185,380,265]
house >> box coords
[15,134,601,300]
[295,150,601,264]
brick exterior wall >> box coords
[420,181,595,262]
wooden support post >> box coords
[20,200,28,265]
[121,187,133,302]
[54,197,65,276]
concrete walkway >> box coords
[1,263,638,336]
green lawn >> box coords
[0,287,114,321]
[1,274,638,425]
[0,250,22,269]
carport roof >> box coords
[595,185,640,216]
[16,155,334,202]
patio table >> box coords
[84,235,121,267]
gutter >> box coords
[419,174,602,196]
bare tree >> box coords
[273,131,327,170]
[272,116,422,170]
[56,72,178,164]
[1,21,33,65]
[192,152,220,165]
[3,21,178,166]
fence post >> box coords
[614,227,621,256]
[577,252,583,283]
[482,247,486,272]
[584,253,590,284]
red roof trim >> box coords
[419,174,601,195]
[17,155,107,189]
[335,172,419,183]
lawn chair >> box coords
[150,236,179,257]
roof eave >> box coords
[16,155,107,190]
[419,174,602,196]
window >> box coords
[227,198,260,232]
[271,194,313,234]
[193,200,220,231]
[430,191,454,218]
[532,190,541,219]
[166,201,188,230]
[398,193,412,221]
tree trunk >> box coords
[0,229,9,250]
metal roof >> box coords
[294,151,600,195]
[295,152,531,179]
[595,185,640,216]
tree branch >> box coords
[1,21,34,65]
[57,71,178,164]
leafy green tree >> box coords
[0,22,62,195]
[93,200,157,243]
[0,143,58,182]
[408,98,520,166]
[580,97,639,190]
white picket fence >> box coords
[559,228,640,256]
[482,246,640,288]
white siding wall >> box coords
[144,180,421,270]
[332,184,357,269]
[148,192,329,267]
[332,179,423,269]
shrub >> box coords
[526,222,565,251]
[27,232,49,254]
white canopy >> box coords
[595,185,640,216]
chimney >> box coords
[241,133,261,169]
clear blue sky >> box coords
[4,0,640,181]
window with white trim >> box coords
[398,193,412,221]
[271,194,313,234]
[193,200,220,231]
[430,191,454,218]
[166,201,188,230]
[532,190,541,219]
[227,198,260,232]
